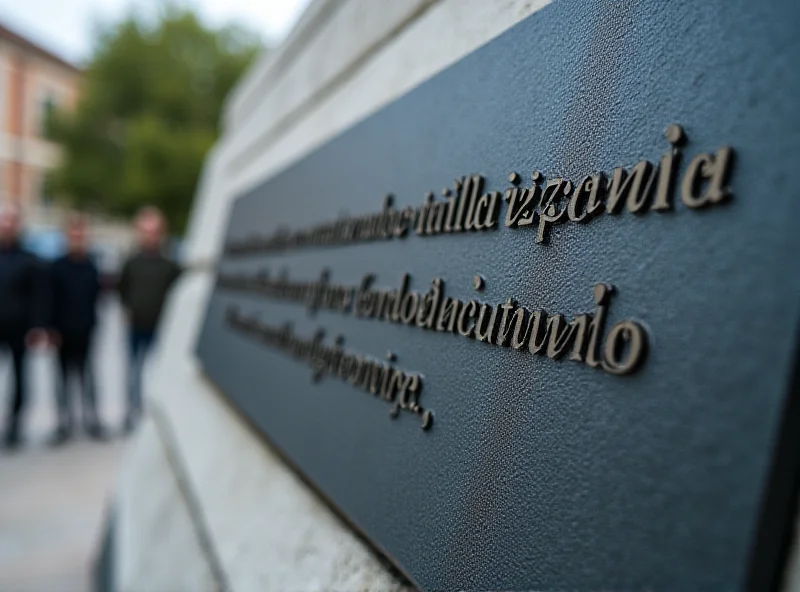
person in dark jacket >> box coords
[0,205,49,448]
[118,207,180,432]
[49,214,103,443]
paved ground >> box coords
[0,297,130,592]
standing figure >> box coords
[118,207,180,432]
[50,214,103,443]
[0,205,49,448]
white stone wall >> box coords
[111,1,557,589]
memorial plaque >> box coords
[197,1,800,589]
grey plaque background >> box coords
[197,1,800,589]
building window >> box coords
[39,92,58,138]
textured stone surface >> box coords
[223,0,435,159]
[114,418,215,592]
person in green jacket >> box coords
[118,207,181,432]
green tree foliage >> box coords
[48,7,262,233]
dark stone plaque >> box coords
[197,1,800,589]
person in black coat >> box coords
[118,207,180,432]
[0,206,49,448]
[49,214,103,443]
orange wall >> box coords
[0,42,81,205]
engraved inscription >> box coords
[225,306,432,429]
[219,271,648,377]
[224,125,734,256]
[215,124,737,427]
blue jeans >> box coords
[128,330,155,423]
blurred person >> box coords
[49,214,103,444]
[0,205,49,448]
[118,207,180,432]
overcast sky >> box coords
[0,0,312,64]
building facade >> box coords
[0,23,81,213]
